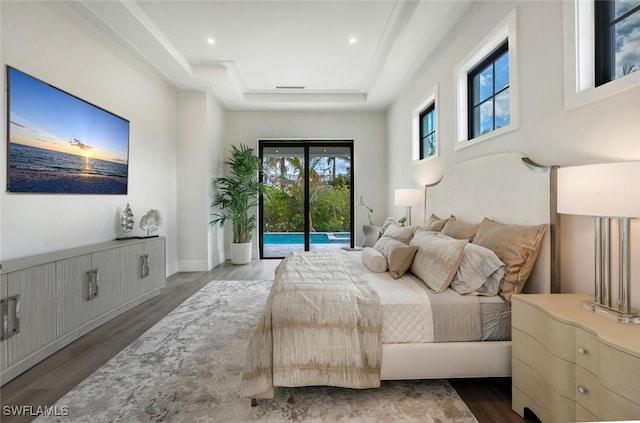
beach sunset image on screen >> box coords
[7,66,129,194]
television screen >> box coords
[6,66,129,194]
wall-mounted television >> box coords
[6,66,129,194]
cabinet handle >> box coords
[578,385,588,395]
[93,269,99,298]
[87,270,93,300]
[1,295,20,341]
[140,255,150,279]
[578,346,587,355]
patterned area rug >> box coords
[36,279,478,422]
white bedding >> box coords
[349,251,511,343]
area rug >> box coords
[36,279,478,422]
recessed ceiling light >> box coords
[207,38,216,45]
[349,37,358,44]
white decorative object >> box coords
[140,209,162,236]
[357,196,374,225]
[120,203,134,236]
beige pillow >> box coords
[382,224,415,244]
[373,236,419,279]
[361,247,387,273]
[441,216,478,241]
[420,214,448,232]
[472,218,546,301]
[409,231,468,293]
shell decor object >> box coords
[120,203,135,236]
[140,209,162,236]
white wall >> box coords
[387,1,640,307]
[0,2,179,275]
[225,111,388,248]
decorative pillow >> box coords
[381,217,396,235]
[472,218,546,301]
[362,225,382,248]
[450,242,505,296]
[361,247,387,273]
[441,216,479,241]
[373,236,418,279]
[382,224,415,244]
[409,231,468,293]
[420,214,448,232]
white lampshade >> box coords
[557,161,640,217]
[394,188,423,207]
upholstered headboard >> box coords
[424,152,558,294]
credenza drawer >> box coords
[512,298,575,361]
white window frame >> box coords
[412,86,439,164]
[454,9,519,150]
[563,0,640,110]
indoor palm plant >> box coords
[211,143,264,264]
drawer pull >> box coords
[578,346,587,355]
[578,385,588,395]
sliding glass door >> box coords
[259,140,354,259]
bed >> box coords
[241,152,558,401]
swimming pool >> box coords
[263,232,350,244]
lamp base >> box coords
[581,300,640,324]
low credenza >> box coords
[0,237,166,385]
[512,293,640,422]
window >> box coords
[467,41,510,140]
[412,87,438,162]
[419,104,436,160]
[455,9,517,149]
[563,0,640,108]
[595,0,640,87]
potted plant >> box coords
[211,144,264,264]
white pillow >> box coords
[361,247,387,273]
[450,243,505,296]
[409,231,468,293]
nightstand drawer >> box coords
[512,328,575,398]
[575,328,598,374]
[599,386,640,420]
[575,366,598,414]
[512,298,575,361]
[599,343,640,406]
[513,358,575,423]
[575,403,597,422]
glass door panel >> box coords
[308,145,352,252]
[260,146,306,258]
[259,140,353,259]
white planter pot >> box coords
[230,242,252,265]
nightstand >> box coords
[511,293,640,422]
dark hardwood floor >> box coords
[0,259,537,423]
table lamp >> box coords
[557,161,640,323]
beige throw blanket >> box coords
[241,250,382,399]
